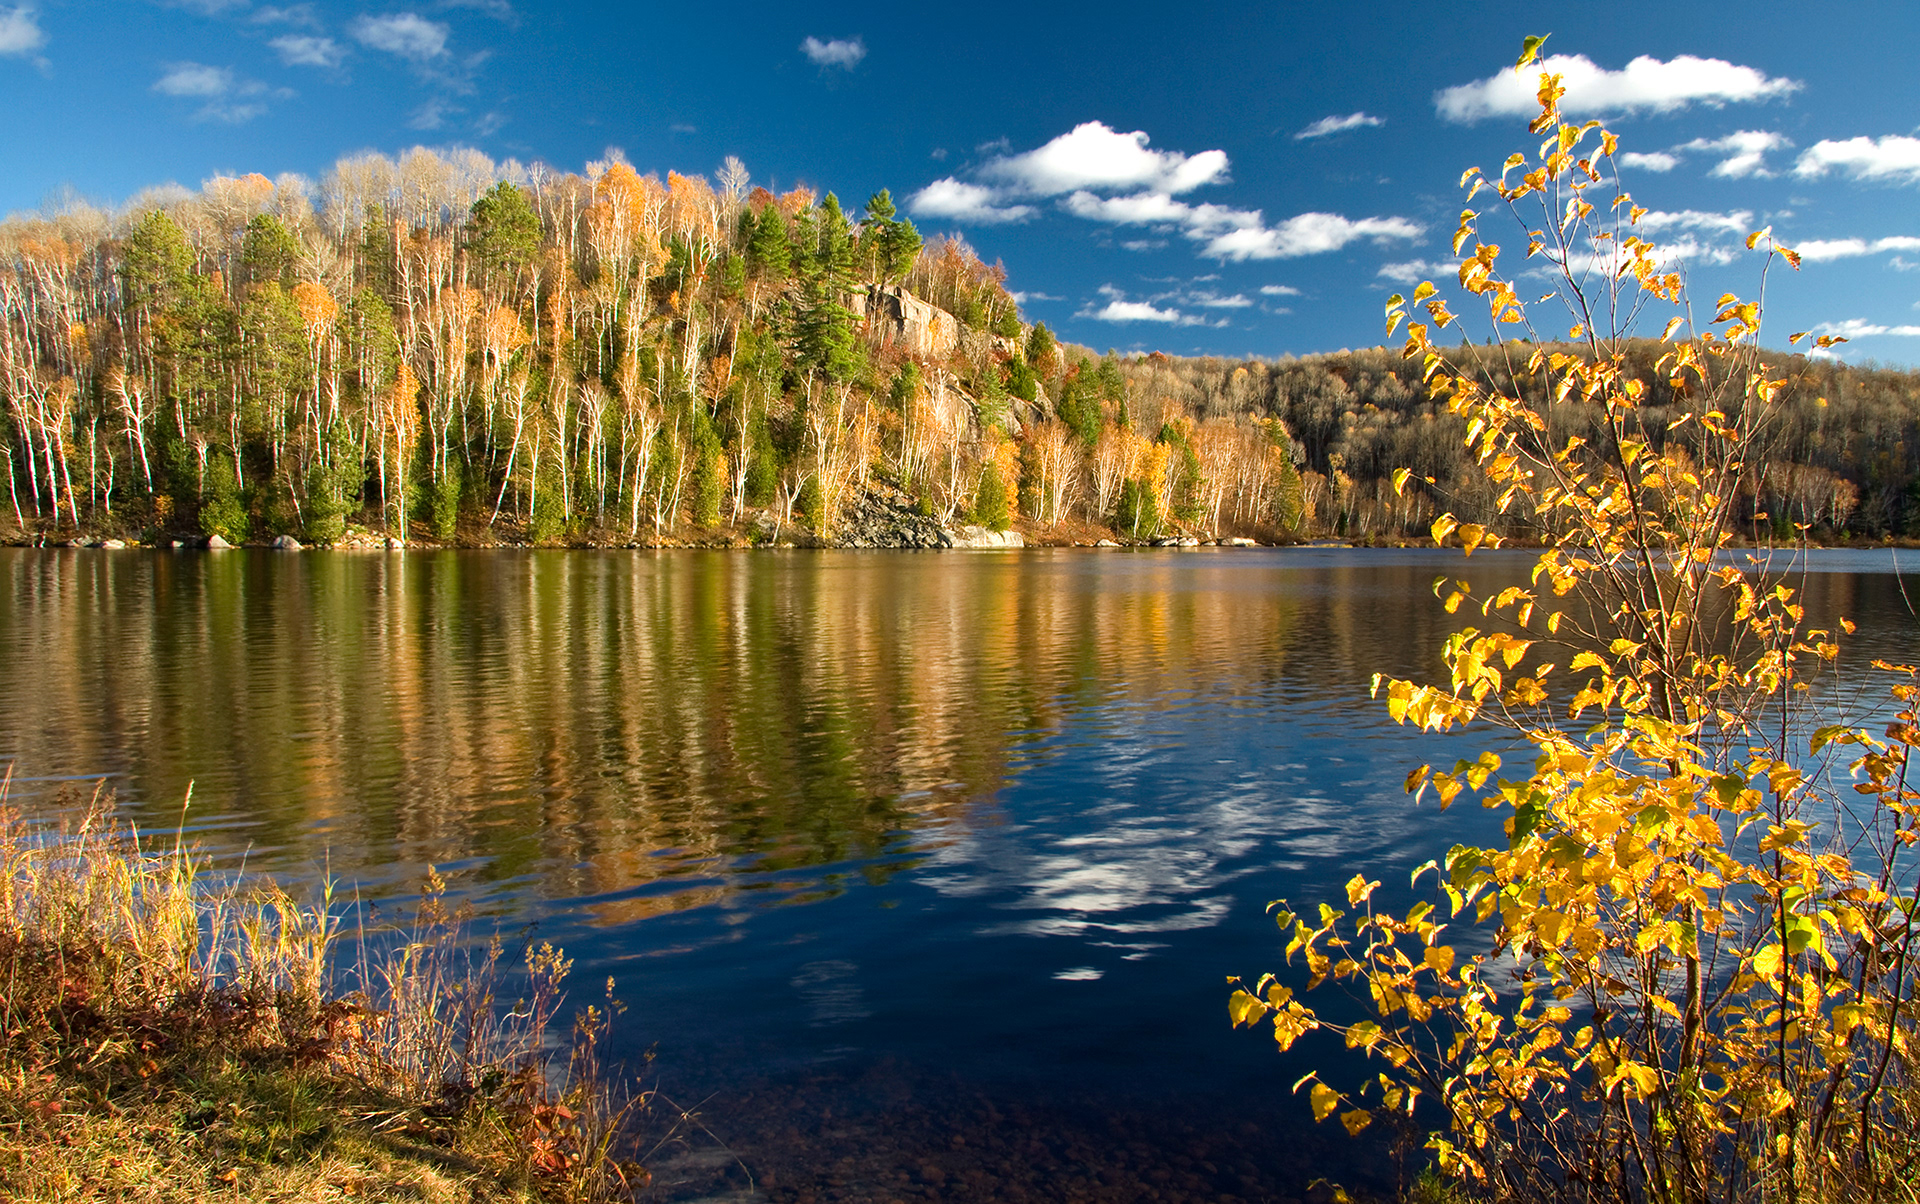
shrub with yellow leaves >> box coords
[1231,39,1920,1204]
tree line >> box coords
[2,146,1915,546]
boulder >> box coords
[1219,536,1259,547]
[205,534,233,549]
[271,534,303,550]
[1151,536,1200,548]
[1094,539,1120,547]
[944,525,1025,549]
[858,286,960,360]
[99,538,127,549]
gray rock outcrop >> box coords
[833,479,954,549]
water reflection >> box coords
[2,545,1914,1201]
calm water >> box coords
[2,546,1914,1203]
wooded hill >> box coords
[2,148,1916,548]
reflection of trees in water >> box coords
[1,549,1907,919]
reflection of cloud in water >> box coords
[921,715,1414,955]
[791,959,871,1026]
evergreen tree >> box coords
[241,214,302,293]
[748,205,791,280]
[466,181,541,278]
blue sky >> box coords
[3,1,1918,363]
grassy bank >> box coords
[0,774,646,1202]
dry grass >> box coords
[0,770,649,1203]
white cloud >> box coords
[1618,151,1678,172]
[1377,259,1459,285]
[1063,189,1196,225]
[0,4,45,56]
[906,179,1034,224]
[1793,235,1920,262]
[801,35,865,69]
[350,13,448,61]
[1120,239,1166,252]
[1813,319,1920,339]
[152,62,283,123]
[270,34,343,68]
[1294,112,1384,140]
[153,63,230,97]
[1191,292,1252,308]
[1201,212,1421,262]
[912,122,1415,265]
[1680,130,1790,178]
[251,5,318,25]
[409,96,458,129]
[982,122,1229,197]
[1259,284,1301,296]
[1436,53,1800,122]
[1090,300,1183,323]
[1794,135,1920,185]
[1634,208,1754,236]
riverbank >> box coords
[0,783,644,1203]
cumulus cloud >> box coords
[1259,284,1301,296]
[911,121,1418,264]
[270,34,343,68]
[1812,319,1920,339]
[1294,112,1384,140]
[1792,235,1920,262]
[1618,151,1678,172]
[0,4,46,56]
[1198,212,1422,262]
[1681,130,1790,178]
[801,35,865,69]
[1378,259,1460,285]
[152,62,285,123]
[1795,135,1920,184]
[982,122,1229,196]
[1436,53,1799,122]
[907,179,1034,224]
[1078,283,1241,326]
[350,13,448,61]
[1089,300,1184,323]
[1634,209,1755,236]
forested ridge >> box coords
[2,147,1917,548]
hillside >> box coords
[3,148,1917,549]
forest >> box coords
[2,146,1917,548]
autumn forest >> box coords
[3,146,1919,549]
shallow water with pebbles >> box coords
[2,545,1912,1199]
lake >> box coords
[2,545,1913,1203]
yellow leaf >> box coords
[1310,1082,1340,1122]
[1341,1108,1373,1136]
[1228,989,1267,1027]
[1424,945,1456,975]
[1752,944,1784,978]
[1345,874,1381,906]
